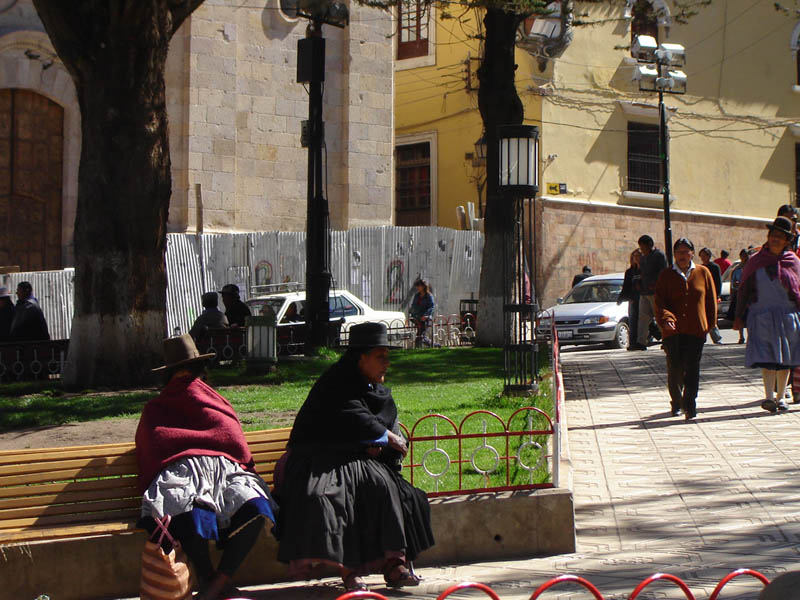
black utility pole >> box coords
[659,88,673,266]
[298,23,331,353]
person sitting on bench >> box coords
[136,334,278,600]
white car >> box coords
[718,260,741,320]
[245,287,408,344]
[536,274,630,349]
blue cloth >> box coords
[409,292,434,319]
[361,429,389,446]
[746,268,800,369]
[192,506,219,540]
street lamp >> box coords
[632,35,686,266]
[296,0,348,354]
[497,124,539,396]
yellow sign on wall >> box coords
[547,183,560,194]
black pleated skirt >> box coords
[274,448,434,572]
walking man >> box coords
[9,281,49,342]
[571,265,592,289]
[633,235,667,350]
[654,238,717,420]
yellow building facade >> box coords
[394,6,543,229]
[396,0,800,305]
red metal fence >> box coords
[400,407,555,497]
[333,569,771,600]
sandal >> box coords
[383,562,422,588]
[343,573,368,592]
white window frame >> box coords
[394,2,436,71]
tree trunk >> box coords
[475,8,525,347]
[32,1,204,387]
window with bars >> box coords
[631,0,658,52]
[628,122,660,194]
[395,142,431,226]
[398,0,429,60]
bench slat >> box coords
[0,466,139,488]
[0,506,140,530]
[0,497,141,522]
[0,442,136,461]
[0,454,137,477]
[0,484,140,510]
[0,476,139,500]
[0,521,138,544]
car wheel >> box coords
[608,321,630,349]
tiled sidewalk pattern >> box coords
[205,344,800,599]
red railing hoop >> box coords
[458,410,507,434]
[709,568,769,600]
[628,573,695,600]
[508,406,555,431]
[410,413,459,437]
[335,591,391,600]
[437,582,502,600]
[529,574,604,599]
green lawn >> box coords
[0,347,555,491]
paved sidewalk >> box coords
[222,342,800,599]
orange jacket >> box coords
[654,264,717,339]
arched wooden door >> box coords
[0,89,63,271]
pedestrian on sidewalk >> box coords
[734,216,800,413]
[633,235,667,350]
[618,249,641,349]
[572,265,592,288]
[714,249,732,275]
[654,238,717,420]
[726,248,750,344]
[699,247,724,344]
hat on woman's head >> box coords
[152,333,215,372]
[767,216,794,238]
[347,322,400,349]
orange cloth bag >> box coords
[140,515,193,600]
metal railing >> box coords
[399,407,555,497]
[333,569,770,600]
[0,340,69,383]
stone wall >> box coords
[535,198,772,308]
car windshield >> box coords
[564,281,622,304]
[246,298,287,317]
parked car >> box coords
[718,260,741,320]
[245,287,408,346]
[537,274,629,349]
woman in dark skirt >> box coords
[274,322,434,592]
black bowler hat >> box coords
[767,216,794,238]
[348,322,400,349]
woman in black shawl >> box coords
[274,322,434,592]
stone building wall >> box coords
[169,0,394,234]
[534,197,771,308]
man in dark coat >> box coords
[699,247,723,344]
[9,281,49,342]
[634,235,667,350]
[0,287,14,342]
[219,284,251,328]
[189,291,229,343]
[571,265,592,288]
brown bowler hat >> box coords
[152,333,215,372]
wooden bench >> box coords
[0,427,292,546]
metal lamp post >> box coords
[632,35,686,266]
[296,0,348,354]
[497,124,539,396]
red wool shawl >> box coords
[135,376,254,494]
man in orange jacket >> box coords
[654,238,717,420]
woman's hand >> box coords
[387,431,408,458]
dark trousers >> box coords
[663,334,705,415]
[146,506,264,583]
[627,295,640,344]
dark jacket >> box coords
[0,301,14,341]
[704,260,722,296]
[571,273,591,288]
[189,308,229,342]
[9,298,49,342]
[289,353,396,449]
[640,248,668,295]
[225,299,252,328]
[409,292,434,320]
[619,266,641,304]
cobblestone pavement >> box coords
[223,341,800,599]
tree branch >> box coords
[31,0,91,76]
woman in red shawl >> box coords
[734,217,800,413]
[136,334,277,600]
